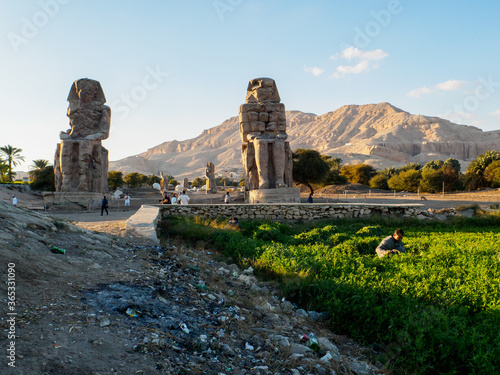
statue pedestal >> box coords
[247,187,300,204]
[43,192,104,210]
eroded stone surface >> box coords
[205,162,216,194]
[239,78,293,192]
[54,78,110,193]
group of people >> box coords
[100,193,131,216]
[160,190,190,205]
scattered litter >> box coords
[126,308,139,317]
[50,246,65,254]
[179,323,190,334]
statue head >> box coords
[65,78,109,139]
[245,77,281,103]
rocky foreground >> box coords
[0,201,383,375]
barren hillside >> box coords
[109,103,500,179]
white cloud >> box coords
[330,46,388,79]
[490,109,500,119]
[435,79,465,91]
[407,79,468,97]
[407,86,433,98]
[304,66,324,76]
[332,46,388,61]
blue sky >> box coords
[1,0,499,172]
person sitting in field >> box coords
[376,228,406,258]
[225,217,241,231]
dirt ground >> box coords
[0,187,384,375]
[1,184,498,374]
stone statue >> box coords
[239,78,293,191]
[205,162,216,194]
[54,78,111,193]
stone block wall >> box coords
[159,203,424,221]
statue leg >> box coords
[273,138,287,187]
[254,139,270,189]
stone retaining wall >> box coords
[159,203,424,221]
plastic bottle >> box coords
[51,246,66,254]
[307,333,319,351]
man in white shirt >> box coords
[12,195,17,206]
[178,190,190,205]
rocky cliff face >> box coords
[109,103,500,178]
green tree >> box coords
[322,156,347,185]
[29,159,50,183]
[168,179,179,187]
[369,173,389,190]
[340,163,376,185]
[239,178,245,187]
[30,165,55,191]
[192,177,207,188]
[484,160,500,188]
[108,171,125,190]
[147,175,161,186]
[465,150,500,189]
[388,169,421,192]
[400,162,422,172]
[423,160,444,170]
[30,159,49,175]
[0,161,8,181]
[444,158,461,174]
[125,172,143,188]
[0,145,25,182]
[420,167,444,193]
[443,160,462,191]
[292,149,329,194]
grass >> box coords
[159,215,500,375]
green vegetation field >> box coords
[160,216,500,375]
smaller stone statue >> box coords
[205,162,216,194]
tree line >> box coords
[292,148,500,194]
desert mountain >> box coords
[109,102,500,179]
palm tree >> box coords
[465,150,500,189]
[0,160,9,181]
[0,145,25,182]
[29,159,50,179]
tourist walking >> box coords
[171,193,178,204]
[101,195,109,216]
[224,192,230,204]
[12,194,17,206]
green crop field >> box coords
[160,216,500,375]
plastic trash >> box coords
[193,283,208,291]
[126,308,139,317]
[300,334,310,343]
[179,323,190,334]
[307,333,319,352]
[51,246,65,254]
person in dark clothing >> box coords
[376,228,405,258]
[226,217,241,231]
[101,196,109,216]
[307,193,313,203]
